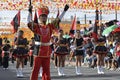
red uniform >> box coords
[28,23,57,80]
[27,3,68,80]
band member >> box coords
[24,38,29,66]
[74,30,85,75]
[50,36,55,60]
[94,37,107,74]
[50,35,58,68]
[2,39,11,69]
[69,40,76,61]
[34,31,43,77]
[55,30,69,76]
[13,30,28,77]
[53,36,58,68]
[29,38,35,67]
[0,38,2,66]
[10,45,15,64]
[115,41,120,70]
[27,4,69,80]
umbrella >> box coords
[63,35,70,39]
[102,25,118,36]
[112,27,120,33]
[117,21,120,26]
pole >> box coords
[84,14,87,24]
[95,7,99,22]
[29,0,32,14]
[100,10,102,24]
[29,0,31,6]
[29,0,33,30]
[115,0,117,20]
[93,0,99,38]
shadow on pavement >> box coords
[51,73,120,79]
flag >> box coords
[71,15,76,30]
[73,1,78,6]
[69,15,76,37]
[54,8,60,33]
[10,10,20,33]
[34,10,38,23]
[40,0,42,2]
[92,22,98,40]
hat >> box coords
[38,5,49,16]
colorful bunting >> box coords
[0,0,120,10]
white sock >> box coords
[100,66,104,74]
[97,66,101,73]
[16,68,20,76]
[39,67,42,77]
[58,67,62,76]
[61,67,65,75]
[75,66,81,75]
[19,68,23,76]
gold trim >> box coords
[37,56,50,58]
[17,45,25,48]
[59,44,66,47]
[97,43,104,46]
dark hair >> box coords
[97,37,106,42]
[31,37,34,40]
[19,30,24,33]
[59,29,63,33]
[3,37,7,40]
[76,30,80,33]
[89,20,92,24]
[6,40,10,43]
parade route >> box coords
[0,62,120,80]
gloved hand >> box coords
[64,4,69,12]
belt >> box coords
[59,44,66,47]
[35,42,41,45]
[97,43,104,46]
[3,51,10,53]
[35,42,50,46]
[16,45,25,48]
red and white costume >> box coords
[28,5,60,80]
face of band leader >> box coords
[39,14,47,25]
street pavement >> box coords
[0,61,120,80]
